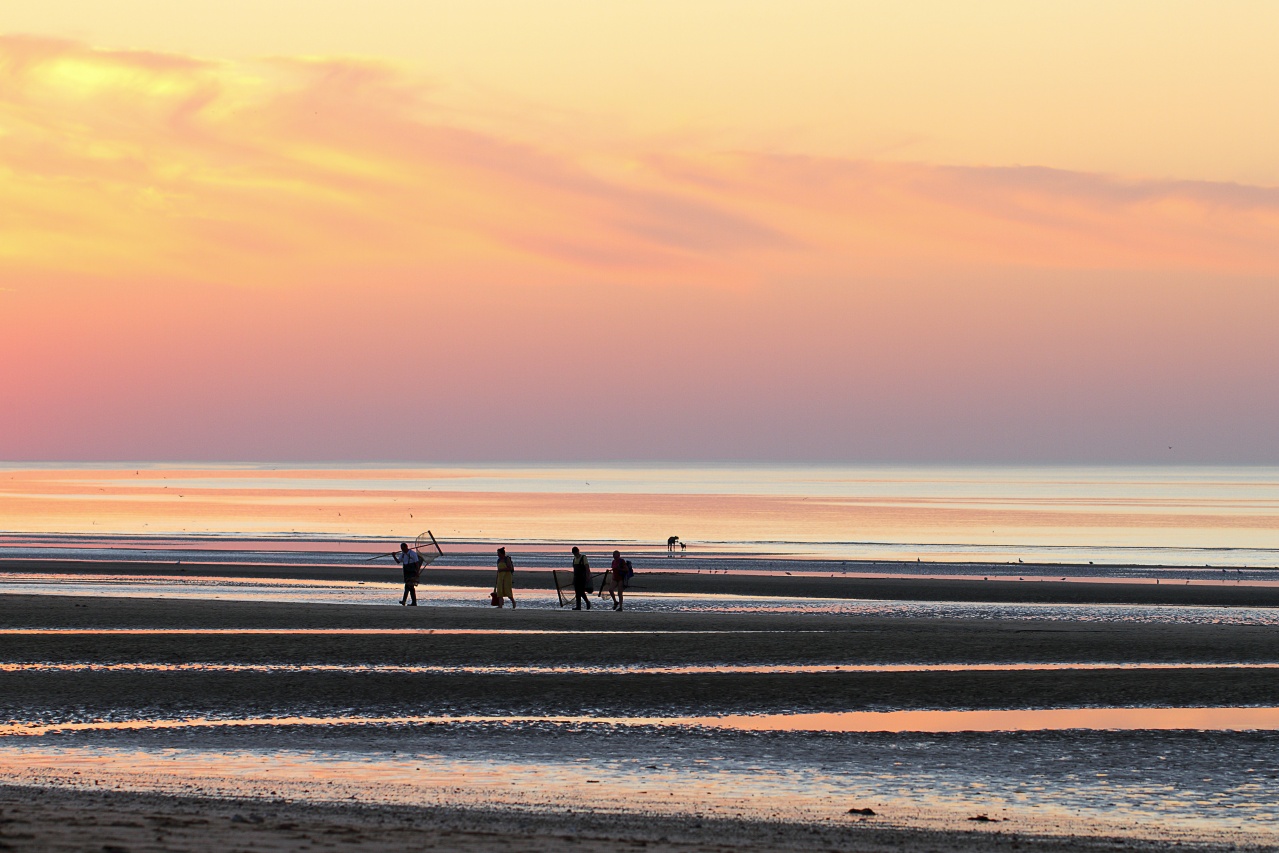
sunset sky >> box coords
[3,1,1278,462]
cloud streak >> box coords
[3,35,1278,294]
[4,37,1279,462]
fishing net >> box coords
[415,531,442,566]
[552,570,574,607]
[553,570,609,606]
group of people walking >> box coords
[498,546,629,611]
[391,542,633,610]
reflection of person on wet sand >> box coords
[392,542,422,606]
[667,536,679,553]
[494,547,516,608]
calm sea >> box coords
[1,463,1278,569]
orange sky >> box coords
[2,4,1278,462]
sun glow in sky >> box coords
[3,2,1278,462]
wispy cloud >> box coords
[3,35,1278,294]
[645,153,1279,276]
[0,37,791,286]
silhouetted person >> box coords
[667,536,679,554]
[494,547,516,608]
[393,542,421,606]
[608,549,627,611]
[571,546,591,610]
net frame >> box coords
[553,570,611,606]
[552,570,573,607]
[414,531,443,567]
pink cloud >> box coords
[5,35,1278,291]
[3,38,1279,462]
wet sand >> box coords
[8,558,1279,606]
[5,593,1279,718]
[4,591,1279,851]
[7,783,1253,853]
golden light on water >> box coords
[3,466,1278,561]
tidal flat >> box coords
[1,579,1278,851]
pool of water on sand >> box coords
[5,573,1279,624]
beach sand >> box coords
[8,558,1279,607]
[5,782,1246,853]
[3,588,1278,851]
[4,594,1279,718]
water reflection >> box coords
[4,661,1278,675]
[4,463,1279,568]
[7,707,1279,737]
[0,627,767,636]
[5,575,1279,624]
[1,728,1276,844]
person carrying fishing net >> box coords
[393,542,424,606]
[570,546,592,610]
[366,532,443,605]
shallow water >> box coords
[3,463,1279,568]
[3,724,1277,843]
[7,707,1279,737]
[6,573,1279,624]
[5,661,1279,676]
[0,627,768,636]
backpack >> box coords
[624,560,634,587]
